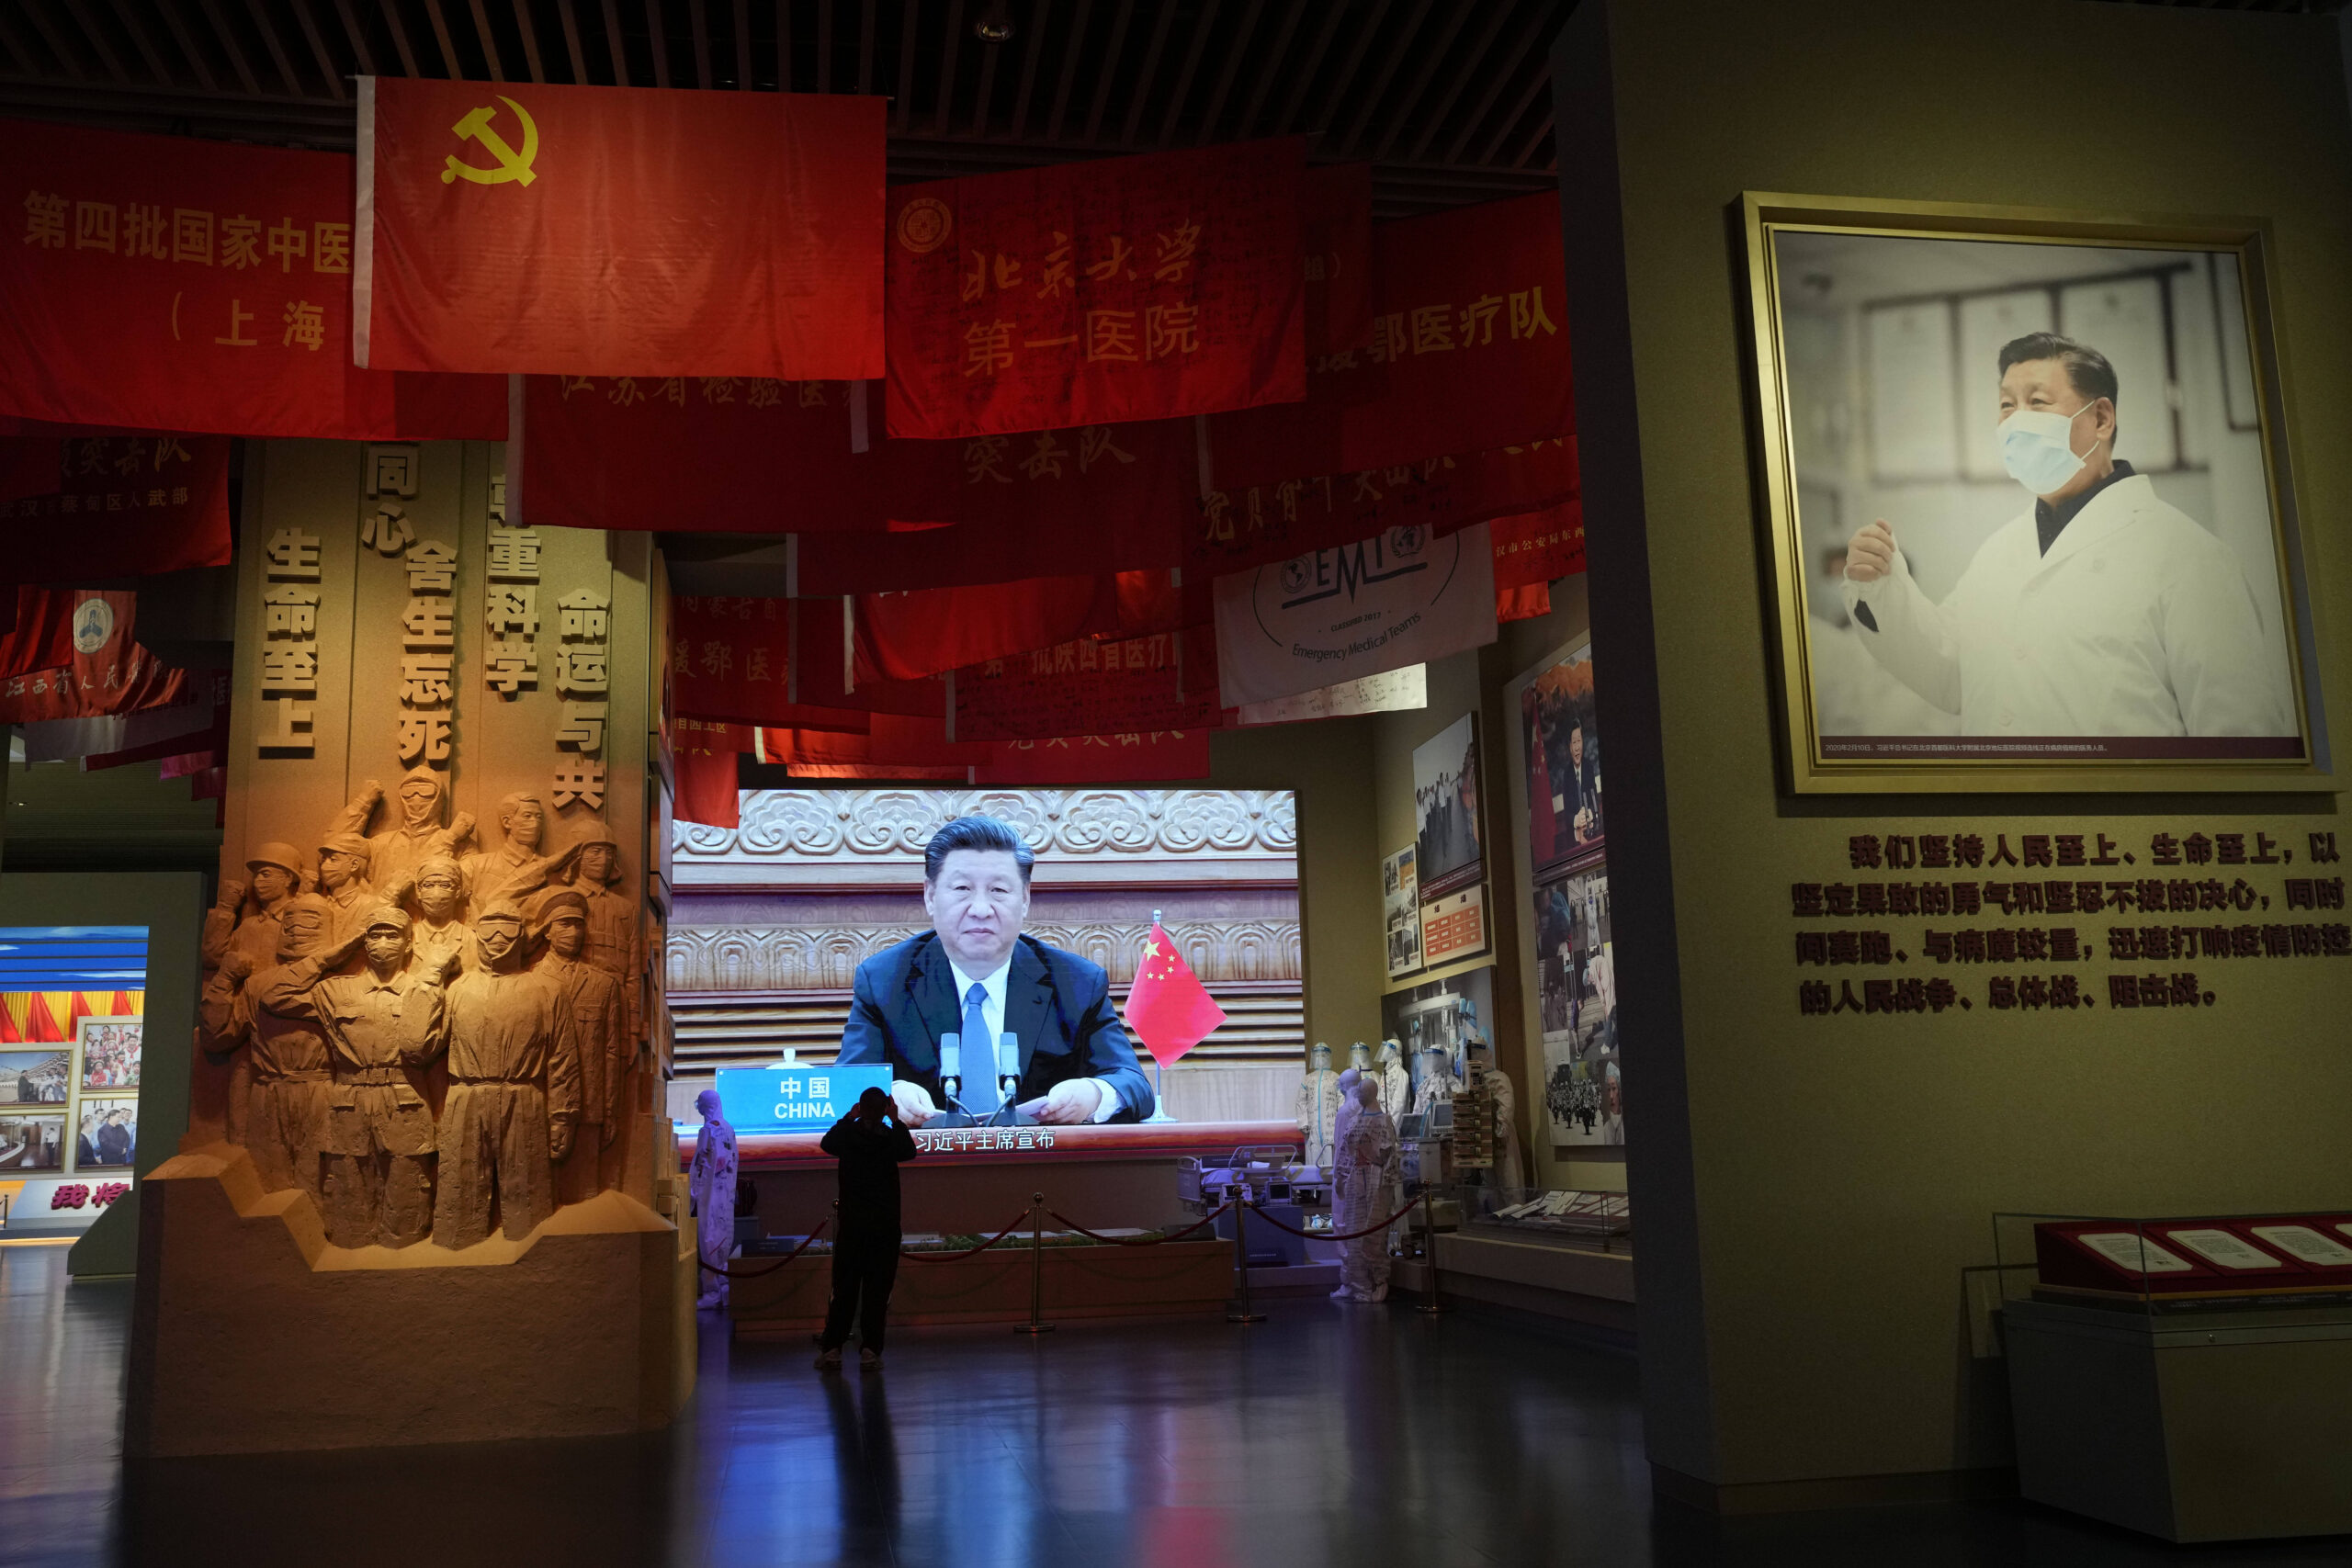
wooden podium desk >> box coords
[680,1120,1296,1238]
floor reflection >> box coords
[2,1246,2347,1567]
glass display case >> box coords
[1996,1210,2352,1316]
[1467,1186,1630,1245]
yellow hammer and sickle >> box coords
[441,96,539,186]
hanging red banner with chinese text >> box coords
[977,728,1212,784]
[673,718,749,829]
[1302,163,1374,356]
[1208,191,1572,486]
[885,139,1306,439]
[0,434,232,583]
[358,80,884,378]
[1490,502,1587,590]
[951,627,1221,742]
[0,118,503,440]
[515,376,1194,551]
[853,570,1192,684]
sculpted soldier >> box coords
[198,893,338,1211]
[200,841,305,978]
[537,889,627,1201]
[261,907,448,1248]
[434,901,583,1249]
[461,792,577,919]
[407,855,474,980]
[568,822,643,1037]
[330,767,476,893]
[313,832,378,945]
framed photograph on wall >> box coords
[77,1018,141,1091]
[0,1111,65,1172]
[75,1098,137,1170]
[1383,845,1423,980]
[1741,193,2327,794]
[1518,636,1603,876]
[0,1049,71,1106]
[1411,714,1484,899]
[1532,863,1619,1145]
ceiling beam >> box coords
[513,0,548,82]
[1155,0,1217,148]
[556,0,588,84]
[243,0,309,94]
[60,0,130,85]
[891,0,914,130]
[107,0,177,86]
[688,0,709,86]
[420,0,465,79]
[1442,1,1548,164]
[1337,0,1428,159]
[1394,0,1506,163]
[1080,0,1130,144]
[1192,0,1258,145]
[288,0,349,100]
[1295,0,1381,144]
[859,0,876,94]
[730,0,749,86]
[463,0,505,79]
[644,0,669,87]
[1041,0,1086,141]
[152,0,220,90]
[379,0,423,76]
[193,0,264,95]
[602,0,631,85]
[1004,0,1048,141]
[932,0,962,134]
[1228,0,1299,141]
[968,12,1000,137]
[1117,0,1174,145]
[1476,44,1548,165]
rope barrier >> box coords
[698,1221,831,1280]
[1246,1193,1424,1244]
[899,1213,1032,1263]
[1045,1201,1233,1247]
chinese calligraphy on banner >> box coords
[951,627,1220,741]
[1491,502,1587,590]
[358,80,885,378]
[1792,829,2349,1020]
[1208,191,1573,487]
[0,434,232,583]
[885,138,1307,438]
[976,728,1212,784]
[0,118,503,440]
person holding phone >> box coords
[815,1087,920,1371]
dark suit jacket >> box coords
[837,932,1155,1122]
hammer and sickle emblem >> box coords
[442,96,539,186]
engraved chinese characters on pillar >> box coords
[554,584,612,811]
[484,525,542,697]
[258,528,321,754]
[397,533,458,766]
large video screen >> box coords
[0,926,150,1225]
[684,789,1299,1133]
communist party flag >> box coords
[885,138,1306,438]
[0,118,502,440]
[358,80,885,378]
[1122,923,1227,1066]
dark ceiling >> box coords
[0,0,1576,215]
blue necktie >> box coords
[959,982,1000,1115]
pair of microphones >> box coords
[938,1032,1019,1116]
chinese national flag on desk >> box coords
[356,80,885,378]
[1123,924,1227,1068]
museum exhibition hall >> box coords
[1,0,2349,1562]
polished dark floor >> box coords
[2,1244,2349,1567]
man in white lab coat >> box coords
[1842,333,2290,739]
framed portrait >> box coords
[1531,864,1619,1147]
[1741,193,2327,793]
[0,1049,71,1107]
[1411,714,1484,899]
[1514,635,1604,877]
[1382,845,1423,980]
[1378,964,1496,1100]
[74,1097,138,1170]
[77,1017,141,1091]
[0,1111,65,1172]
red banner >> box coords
[516,376,1196,567]
[1303,164,1374,357]
[1188,437,1578,581]
[1208,192,1572,486]
[976,728,1212,784]
[1491,502,1587,589]
[359,80,884,378]
[952,628,1220,741]
[0,591,187,724]
[885,139,1306,438]
[673,718,748,829]
[0,434,231,582]
[669,592,790,720]
[0,588,92,678]
[0,118,503,441]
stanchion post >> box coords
[1227,1196,1266,1324]
[1016,1191,1055,1337]
[1414,1186,1446,1316]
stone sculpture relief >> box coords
[194,783,645,1250]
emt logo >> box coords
[441,96,539,186]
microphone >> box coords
[939,1032,963,1102]
[997,1032,1020,1098]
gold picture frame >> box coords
[1740,192,2329,794]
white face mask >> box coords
[1997,400,2104,496]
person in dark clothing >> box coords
[816,1087,919,1371]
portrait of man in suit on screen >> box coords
[837,815,1154,1127]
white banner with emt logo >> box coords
[1214,523,1498,707]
